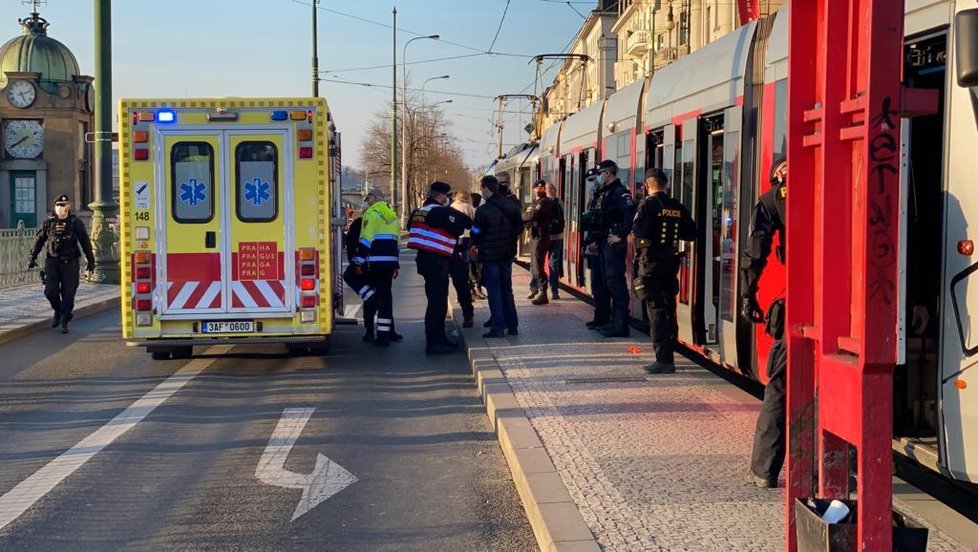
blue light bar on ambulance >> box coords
[271,110,288,121]
[157,110,176,123]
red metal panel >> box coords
[787,0,903,549]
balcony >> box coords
[625,30,650,56]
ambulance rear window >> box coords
[235,142,278,222]
[171,142,215,223]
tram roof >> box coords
[561,101,604,153]
[539,120,562,157]
[603,77,647,134]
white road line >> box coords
[0,345,231,531]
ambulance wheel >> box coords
[171,346,193,360]
[150,350,171,360]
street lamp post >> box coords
[400,34,439,219]
[89,0,118,284]
[416,98,452,209]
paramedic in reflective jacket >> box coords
[741,157,788,489]
[357,187,402,346]
[28,194,96,334]
[407,181,472,356]
[632,169,696,374]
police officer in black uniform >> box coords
[584,160,636,338]
[632,168,696,374]
[741,157,788,488]
[28,194,96,334]
[407,182,472,356]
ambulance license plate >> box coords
[201,320,254,333]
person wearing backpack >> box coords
[27,195,96,334]
[546,183,565,300]
[524,180,553,305]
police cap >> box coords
[54,194,70,205]
[770,156,787,183]
[364,186,385,200]
[644,168,668,183]
[533,179,547,189]
[429,181,451,195]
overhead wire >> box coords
[487,0,512,54]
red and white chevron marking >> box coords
[231,280,287,309]
[166,281,222,310]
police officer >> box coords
[407,181,472,356]
[357,187,402,346]
[741,157,787,488]
[28,194,96,334]
[632,168,696,374]
[586,160,636,338]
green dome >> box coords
[0,13,80,95]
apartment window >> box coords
[679,11,689,46]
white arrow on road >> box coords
[255,408,357,521]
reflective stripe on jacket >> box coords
[407,204,461,257]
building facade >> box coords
[540,2,619,131]
[613,0,784,89]
[0,10,94,228]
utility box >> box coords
[794,498,928,552]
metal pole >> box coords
[496,96,504,159]
[400,35,440,224]
[312,0,319,96]
[88,0,118,285]
[391,6,397,205]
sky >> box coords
[2,0,593,172]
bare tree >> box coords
[358,94,469,215]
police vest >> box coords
[407,205,457,257]
[47,216,79,259]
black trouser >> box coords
[529,237,549,294]
[416,252,451,346]
[44,256,80,319]
[344,264,377,332]
[368,267,396,338]
[600,240,629,325]
[643,260,680,364]
[587,244,610,324]
[750,328,787,482]
[449,239,474,320]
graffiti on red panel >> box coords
[238,241,279,281]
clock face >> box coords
[3,120,44,159]
[6,80,36,108]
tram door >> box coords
[717,107,742,361]
[668,124,696,345]
[563,153,580,288]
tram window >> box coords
[236,141,278,223]
[720,131,740,322]
[773,79,788,160]
[614,131,631,188]
[171,142,215,224]
[681,139,695,209]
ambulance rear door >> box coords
[156,128,294,320]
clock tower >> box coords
[0,7,94,228]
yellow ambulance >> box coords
[118,98,343,359]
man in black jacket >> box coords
[28,194,96,333]
[632,169,696,374]
[741,157,787,488]
[524,180,553,305]
[587,160,636,338]
[407,181,473,355]
[473,175,523,338]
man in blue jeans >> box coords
[472,175,523,338]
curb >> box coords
[0,294,120,347]
[451,309,601,552]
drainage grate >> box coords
[565,376,648,384]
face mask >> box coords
[441,196,451,206]
[596,174,606,186]
[536,189,546,198]
[54,205,69,219]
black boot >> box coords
[51,311,61,328]
[599,321,629,338]
[60,312,72,334]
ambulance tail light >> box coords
[297,248,319,323]
[299,146,313,159]
[133,252,154,325]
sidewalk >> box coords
[454,268,972,551]
[0,280,119,345]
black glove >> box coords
[27,258,37,270]
[87,261,96,272]
[741,295,765,323]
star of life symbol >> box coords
[180,178,207,207]
[244,177,271,206]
